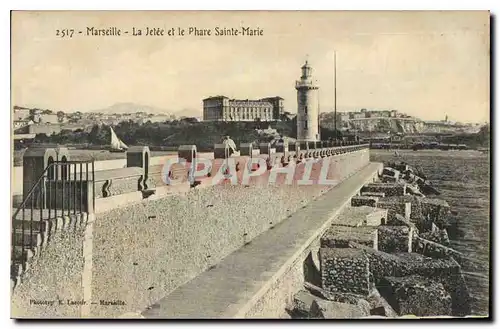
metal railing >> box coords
[11,160,95,263]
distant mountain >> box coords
[95,102,171,115]
[172,108,202,119]
[93,103,202,118]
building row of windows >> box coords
[224,107,272,113]
[223,114,271,119]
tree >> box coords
[57,111,65,123]
[88,124,109,144]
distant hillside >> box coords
[348,118,424,134]
[92,103,202,119]
[319,111,481,135]
[319,112,425,134]
[172,108,202,118]
[95,102,171,115]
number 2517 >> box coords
[56,29,75,38]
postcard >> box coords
[10,10,490,319]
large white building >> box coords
[295,61,320,141]
[202,96,284,122]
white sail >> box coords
[110,126,128,150]
[119,139,128,150]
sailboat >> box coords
[109,126,129,152]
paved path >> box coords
[142,162,382,319]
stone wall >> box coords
[242,242,315,318]
[91,184,336,318]
[11,229,86,318]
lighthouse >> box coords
[296,60,320,142]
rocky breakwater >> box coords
[286,161,472,318]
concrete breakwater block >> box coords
[412,237,462,260]
[392,163,409,172]
[376,200,411,221]
[381,168,400,183]
[381,175,398,183]
[388,214,418,232]
[387,162,420,175]
[382,167,400,178]
[310,298,371,319]
[288,289,370,319]
[361,192,385,198]
[353,247,463,283]
[350,247,471,316]
[366,288,398,317]
[377,195,435,231]
[361,183,407,197]
[289,290,317,316]
[378,275,452,317]
[351,196,379,207]
[419,228,450,246]
[321,225,378,250]
[320,248,370,296]
[377,225,414,253]
[365,208,388,226]
[420,198,451,227]
[331,206,387,227]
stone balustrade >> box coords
[15,143,371,203]
[94,167,144,198]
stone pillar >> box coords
[178,145,197,185]
[289,142,300,153]
[214,143,228,159]
[127,146,151,190]
[239,143,253,156]
[275,139,289,156]
[177,145,197,163]
[259,142,272,155]
[321,141,328,157]
[55,146,71,180]
[22,147,57,208]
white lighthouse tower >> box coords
[296,60,320,142]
